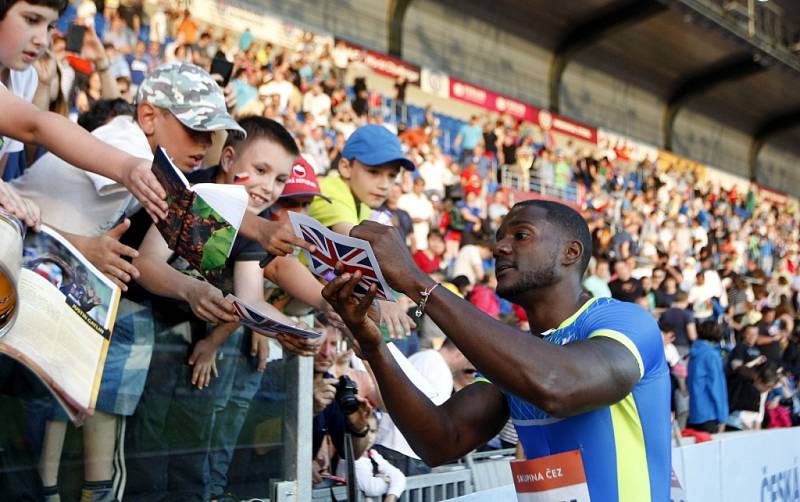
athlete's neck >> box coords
[523,278,588,333]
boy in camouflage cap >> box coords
[32,62,248,502]
[29,60,307,502]
[136,62,311,257]
[136,62,245,142]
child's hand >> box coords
[121,158,168,222]
[276,325,324,357]
[255,219,314,256]
[250,333,270,372]
[33,47,57,86]
[0,180,41,231]
[188,338,218,389]
[185,281,238,324]
[378,299,416,339]
[72,219,140,291]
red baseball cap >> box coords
[279,157,331,202]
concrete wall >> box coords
[759,142,800,192]
[402,0,550,107]
[560,63,664,148]
[241,0,800,195]
[248,0,389,51]
[672,110,751,178]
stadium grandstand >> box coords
[0,1,799,501]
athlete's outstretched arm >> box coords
[323,273,509,467]
[350,222,641,418]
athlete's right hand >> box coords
[185,281,238,324]
[321,265,383,355]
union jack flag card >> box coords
[288,212,394,301]
[226,294,322,339]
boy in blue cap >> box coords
[309,124,415,337]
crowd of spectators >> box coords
[1,1,799,501]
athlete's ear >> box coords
[563,239,583,269]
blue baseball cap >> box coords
[342,125,415,171]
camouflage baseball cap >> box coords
[136,62,245,136]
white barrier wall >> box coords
[449,428,800,502]
[678,428,800,502]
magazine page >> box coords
[0,225,120,424]
[151,146,193,249]
[153,145,248,278]
[0,211,23,337]
[226,294,322,339]
[172,192,243,278]
[190,183,248,231]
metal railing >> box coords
[499,164,582,205]
[308,468,473,502]
[304,448,516,502]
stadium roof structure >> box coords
[392,0,800,180]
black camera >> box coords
[335,374,359,414]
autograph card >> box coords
[226,294,322,339]
[288,212,394,301]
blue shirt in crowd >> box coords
[457,123,483,150]
[688,339,729,425]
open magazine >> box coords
[0,214,120,425]
[151,146,248,279]
[226,294,322,340]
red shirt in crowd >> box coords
[413,250,441,274]
[460,164,482,197]
[469,284,499,317]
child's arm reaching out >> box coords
[0,87,167,220]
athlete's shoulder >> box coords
[581,298,664,376]
[585,297,658,328]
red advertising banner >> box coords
[535,108,598,144]
[756,183,790,206]
[447,76,597,144]
[448,76,535,121]
[336,38,420,84]
[333,40,596,144]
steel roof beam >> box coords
[662,52,767,150]
[548,0,667,113]
[748,107,800,181]
[387,0,415,57]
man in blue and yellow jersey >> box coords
[322,199,671,501]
